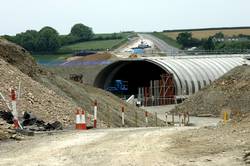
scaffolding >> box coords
[138,73,175,107]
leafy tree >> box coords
[213,32,224,38]
[19,30,38,51]
[36,26,61,52]
[60,35,79,45]
[176,32,192,47]
[176,32,202,48]
[3,30,39,52]
[70,23,94,41]
[201,37,215,50]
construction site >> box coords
[1,0,250,162]
[0,31,250,165]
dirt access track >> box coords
[0,126,247,166]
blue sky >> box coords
[0,0,249,35]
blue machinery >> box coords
[106,80,128,93]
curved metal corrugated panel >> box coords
[190,59,216,82]
[94,56,246,96]
[145,57,244,95]
[182,59,208,88]
[172,59,200,94]
[157,59,194,95]
[185,59,211,86]
[162,59,193,95]
[150,59,183,95]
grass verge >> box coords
[151,32,181,49]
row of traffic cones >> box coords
[75,100,98,130]
[75,108,86,130]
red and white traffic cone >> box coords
[93,100,97,128]
[10,89,22,129]
[80,109,87,130]
[75,108,81,130]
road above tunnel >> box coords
[139,33,180,53]
[114,33,180,58]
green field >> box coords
[58,39,125,54]
[33,38,128,63]
[33,53,71,63]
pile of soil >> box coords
[0,58,77,126]
[0,38,41,78]
[173,65,250,117]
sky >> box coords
[0,0,249,35]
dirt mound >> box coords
[173,65,250,117]
[67,53,115,62]
[0,38,41,78]
[0,58,77,125]
[38,74,164,128]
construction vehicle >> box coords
[106,80,128,93]
[137,40,151,49]
[69,74,83,83]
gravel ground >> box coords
[0,124,247,166]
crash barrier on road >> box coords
[75,108,86,130]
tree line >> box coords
[176,32,250,51]
[3,23,123,53]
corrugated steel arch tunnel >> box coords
[94,57,245,97]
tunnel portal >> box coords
[94,57,245,106]
[93,60,174,99]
